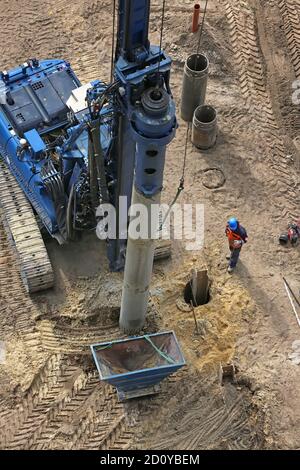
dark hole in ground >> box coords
[184,270,210,306]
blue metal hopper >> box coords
[90,331,185,401]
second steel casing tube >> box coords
[191,104,217,150]
[181,53,209,123]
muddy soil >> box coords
[0,0,300,450]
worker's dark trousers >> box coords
[229,247,241,268]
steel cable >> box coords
[110,0,116,82]
[156,0,167,81]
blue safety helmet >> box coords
[228,217,238,231]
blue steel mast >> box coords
[111,0,177,332]
[116,0,150,63]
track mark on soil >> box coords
[148,379,258,450]
[278,0,300,78]
[0,354,134,450]
[225,0,299,222]
[36,319,121,354]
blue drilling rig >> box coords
[0,0,177,310]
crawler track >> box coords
[0,159,54,293]
[0,217,44,354]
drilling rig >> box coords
[0,0,177,331]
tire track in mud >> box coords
[278,0,300,79]
[0,225,130,450]
[0,353,134,450]
[225,1,299,222]
[70,387,133,451]
[0,354,66,449]
[252,0,300,138]
[77,370,191,452]
[134,369,258,450]
[36,320,122,354]
[47,0,113,84]
[30,372,100,450]
[148,381,257,450]
[0,1,68,70]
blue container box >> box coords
[90,331,185,401]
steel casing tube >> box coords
[181,53,209,122]
[191,104,217,150]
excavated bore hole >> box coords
[184,269,210,306]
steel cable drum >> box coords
[181,53,209,122]
[192,104,218,150]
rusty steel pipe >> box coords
[192,4,200,33]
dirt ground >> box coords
[0,0,300,450]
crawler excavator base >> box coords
[0,158,54,293]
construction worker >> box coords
[225,217,248,273]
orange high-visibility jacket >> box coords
[225,223,247,249]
